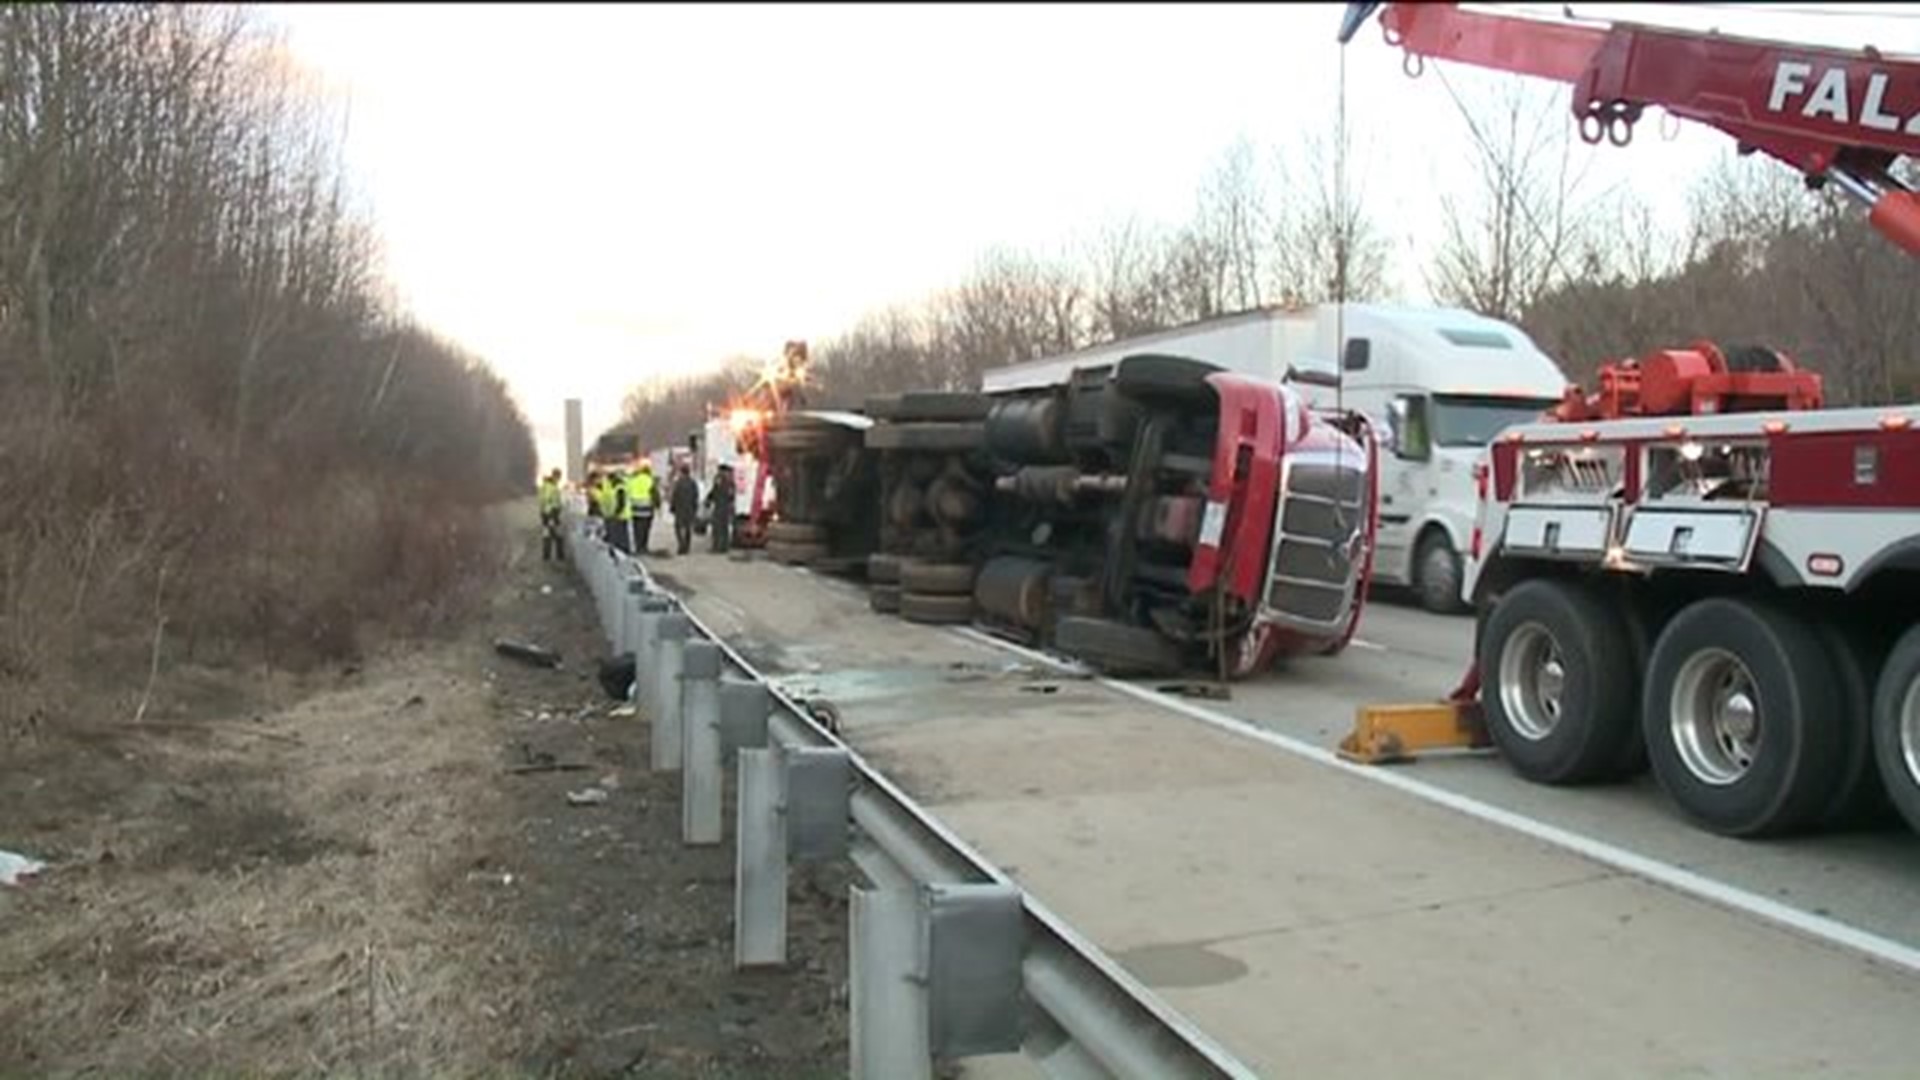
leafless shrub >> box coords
[0,4,535,723]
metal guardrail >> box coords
[559,506,1258,1080]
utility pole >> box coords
[564,398,584,485]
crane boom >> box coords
[1339,2,1920,256]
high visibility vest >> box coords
[611,479,634,521]
[594,479,618,517]
[538,479,562,512]
[629,471,656,513]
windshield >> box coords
[1430,395,1561,448]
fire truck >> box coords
[759,353,1381,680]
[1335,2,1920,840]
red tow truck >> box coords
[1338,2,1920,840]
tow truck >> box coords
[718,340,812,550]
[1335,2,1920,840]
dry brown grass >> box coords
[0,529,543,1076]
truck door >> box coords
[1380,392,1431,582]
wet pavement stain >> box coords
[771,662,1036,705]
[1114,942,1251,989]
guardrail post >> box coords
[680,640,724,845]
[718,679,771,766]
[925,883,1026,1058]
[851,887,933,1080]
[615,575,649,655]
[649,614,690,771]
[785,747,851,862]
[847,882,1024,1080]
[632,597,672,701]
[735,746,788,968]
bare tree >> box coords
[1193,137,1267,312]
[1268,132,1390,304]
[1427,83,1593,323]
[1079,216,1174,342]
[0,3,537,698]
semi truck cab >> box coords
[1287,305,1570,613]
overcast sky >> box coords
[266,2,1916,473]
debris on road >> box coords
[1157,682,1231,701]
[1,849,47,887]
[565,787,610,807]
[494,639,563,669]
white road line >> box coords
[949,625,1920,979]
[1349,637,1387,652]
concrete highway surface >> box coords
[651,553,1920,1078]
[1241,595,1920,950]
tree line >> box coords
[0,4,537,724]
[616,82,1916,451]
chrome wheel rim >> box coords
[1498,623,1565,741]
[1670,648,1761,786]
[1901,676,1920,791]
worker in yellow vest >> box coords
[592,471,619,543]
[627,459,661,555]
[607,467,634,554]
[537,468,565,562]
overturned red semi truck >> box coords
[752,351,1381,680]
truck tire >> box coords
[1112,354,1220,406]
[866,422,987,453]
[768,521,828,545]
[767,539,829,566]
[870,584,902,614]
[1642,598,1845,838]
[893,392,992,423]
[867,553,904,585]
[1478,578,1638,786]
[1054,616,1184,678]
[1871,623,1920,835]
[900,560,975,596]
[1814,620,1891,828]
[900,591,974,625]
[1413,532,1469,615]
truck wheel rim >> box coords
[1424,546,1456,603]
[1669,648,1760,787]
[1498,623,1564,741]
[1902,677,1920,791]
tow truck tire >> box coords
[1478,578,1638,786]
[1054,616,1184,678]
[867,422,987,453]
[870,584,902,614]
[1815,620,1891,828]
[893,392,991,423]
[1642,598,1845,838]
[1871,624,1920,835]
[900,560,976,596]
[867,553,904,584]
[1414,532,1469,615]
[900,591,974,625]
[768,521,828,545]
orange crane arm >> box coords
[1339,2,1920,256]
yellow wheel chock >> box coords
[1337,701,1491,765]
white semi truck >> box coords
[985,303,1573,613]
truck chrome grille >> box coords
[1266,459,1369,629]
